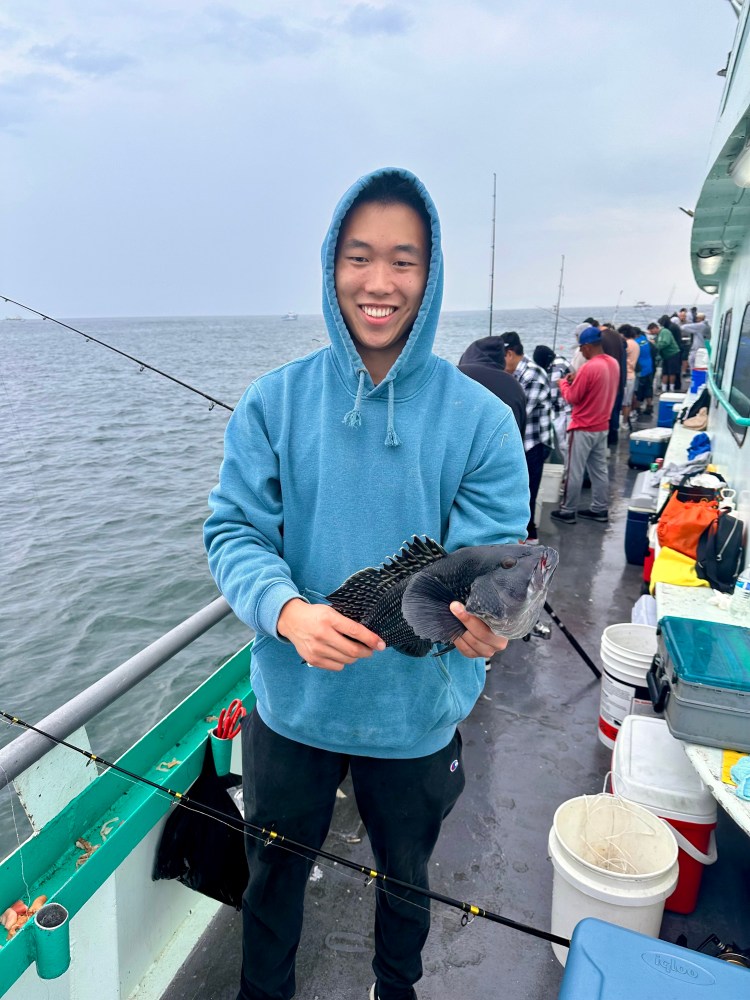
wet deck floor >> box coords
[165,429,750,1000]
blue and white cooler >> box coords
[658,392,686,428]
[558,918,749,998]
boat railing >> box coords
[0,595,233,790]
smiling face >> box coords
[334,200,428,383]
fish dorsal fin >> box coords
[326,536,447,622]
[402,573,465,643]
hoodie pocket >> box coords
[432,653,461,716]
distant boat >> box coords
[283,312,298,321]
[4,315,23,321]
[634,300,652,309]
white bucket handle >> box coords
[669,826,718,866]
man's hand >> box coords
[564,372,574,384]
[277,598,385,671]
[449,602,509,660]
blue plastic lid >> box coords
[661,617,750,691]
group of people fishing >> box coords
[458,309,711,540]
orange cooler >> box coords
[611,715,717,914]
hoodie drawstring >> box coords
[343,369,366,428]
[385,380,401,447]
[342,370,401,447]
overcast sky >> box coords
[0,1,739,317]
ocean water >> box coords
[0,303,676,853]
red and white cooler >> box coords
[611,715,717,914]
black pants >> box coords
[237,711,465,1000]
[525,442,549,538]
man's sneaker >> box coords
[578,508,608,522]
[550,509,576,524]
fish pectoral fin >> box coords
[402,574,464,643]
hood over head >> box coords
[321,167,444,446]
[459,336,507,369]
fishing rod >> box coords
[611,289,624,325]
[0,295,235,413]
[543,602,601,680]
[488,173,497,337]
[0,710,570,949]
[551,255,565,352]
[535,305,577,327]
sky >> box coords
[0,0,741,317]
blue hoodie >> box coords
[204,167,529,758]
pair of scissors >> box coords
[216,698,246,740]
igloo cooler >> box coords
[611,716,717,913]
[647,617,750,753]
[628,428,672,469]
[558,918,750,998]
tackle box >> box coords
[628,428,672,469]
[558,918,750,998]
[647,616,750,752]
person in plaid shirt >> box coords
[500,332,553,542]
[533,345,572,462]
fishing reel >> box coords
[675,932,750,968]
[522,620,552,642]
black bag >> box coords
[680,386,711,423]
[152,742,248,909]
[695,510,745,593]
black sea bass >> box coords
[327,536,559,657]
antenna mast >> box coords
[552,254,565,350]
[488,172,497,336]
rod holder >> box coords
[210,728,232,776]
[34,903,71,980]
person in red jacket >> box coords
[550,327,620,524]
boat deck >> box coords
[163,430,750,1000]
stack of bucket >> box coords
[548,794,679,965]
[598,624,658,748]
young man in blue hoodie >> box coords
[205,168,529,1000]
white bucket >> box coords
[598,625,658,748]
[539,463,564,502]
[548,794,678,965]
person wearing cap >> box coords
[550,327,620,525]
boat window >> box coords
[727,304,750,445]
[713,308,733,389]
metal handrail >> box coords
[0,596,234,789]
[708,367,750,426]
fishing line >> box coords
[0,295,235,413]
[0,760,33,908]
[0,711,570,949]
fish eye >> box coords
[501,557,517,569]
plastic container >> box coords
[691,368,708,393]
[657,392,685,427]
[548,794,678,965]
[559,918,750,998]
[628,428,672,469]
[648,617,750,753]
[598,624,659,748]
[611,716,717,914]
[730,568,750,622]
